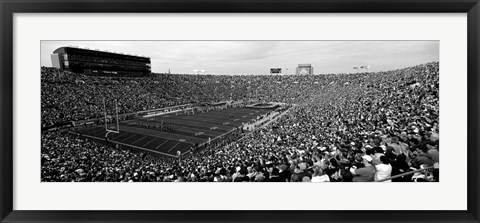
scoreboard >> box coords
[296,64,313,75]
[270,68,282,74]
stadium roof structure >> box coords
[57,46,149,60]
[51,46,151,77]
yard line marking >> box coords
[142,137,158,147]
[119,132,140,142]
[154,140,170,150]
[74,133,177,158]
[131,135,148,145]
[167,142,181,152]
[117,125,204,143]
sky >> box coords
[41,41,439,75]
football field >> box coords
[75,107,273,157]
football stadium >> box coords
[41,44,439,183]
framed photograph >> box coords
[1,0,479,222]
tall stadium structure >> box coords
[51,46,151,77]
[296,64,314,75]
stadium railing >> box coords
[375,166,435,182]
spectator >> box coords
[410,144,434,169]
[350,155,375,182]
[375,156,393,182]
[391,153,410,182]
[41,62,439,182]
[311,165,330,182]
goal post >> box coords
[104,98,120,134]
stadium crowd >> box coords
[42,67,336,128]
[41,62,439,182]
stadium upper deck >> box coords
[51,46,151,77]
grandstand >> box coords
[41,61,439,182]
[51,46,151,77]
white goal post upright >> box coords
[103,98,107,130]
[104,98,120,135]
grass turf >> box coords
[75,107,273,157]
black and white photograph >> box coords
[40,40,440,183]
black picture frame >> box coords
[1,0,479,222]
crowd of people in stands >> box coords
[41,62,439,182]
